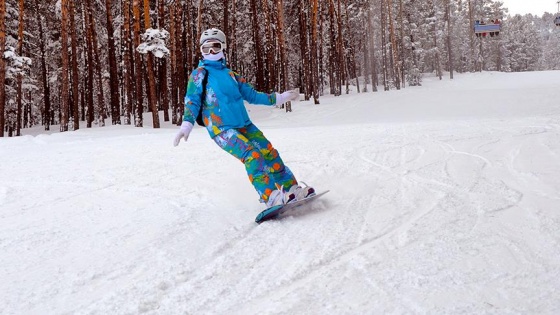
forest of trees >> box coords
[1,0,559,137]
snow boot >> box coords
[266,189,286,207]
[286,182,316,203]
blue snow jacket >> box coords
[183,58,277,138]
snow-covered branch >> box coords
[136,28,170,58]
[4,46,32,77]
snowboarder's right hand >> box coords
[173,121,194,147]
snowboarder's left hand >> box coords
[276,90,299,105]
[173,121,194,147]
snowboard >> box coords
[255,190,330,224]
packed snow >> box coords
[1,71,559,314]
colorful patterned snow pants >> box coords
[213,124,297,203]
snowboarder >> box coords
[174,28,314,208]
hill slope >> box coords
[1,71,560,314]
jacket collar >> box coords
[199,57,227,69]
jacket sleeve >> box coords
[183,68,206,123]
[234,72,276,105]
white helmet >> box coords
[200,28,227,48]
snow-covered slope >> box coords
[1,71,559,314]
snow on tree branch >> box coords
[136,28,170,58]
[4,46,32,78]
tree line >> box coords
[0,0,559,137]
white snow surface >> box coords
[1,71,560,314]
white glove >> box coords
[173,121,194,147]
[275,90,299,106]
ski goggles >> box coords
[200,41,225,54]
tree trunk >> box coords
[249,0,265,90]
[106,0,121,125]
[276,0,290,111]
[496,38,502,71]
[380,0,389,91]
[262,0,276,91]
[431,1,442,80]
[223,0,229,40]
[398,0,406,87]
[197,0,204,39]
[183,1,193,70]
[367,6,378,92]
[123,0,134,125]
[60,0,70,132]
[327,0,338,95]
[170,3,178,124]
[445,0,454,79]
[158,0,169,122]
[16,0,24,136]
[230,0,238,69]
[0,0,7,136]
[83,1,94,128]
[133,0,144,127]
[363,36,369,92]
[69,0,80,130]
[467,0,475,72]
[143,0,160,128]
[310,0,320,103]
[387,0,401,89]
[298,0,310,99]
[179,2,189,123]
[342,0,359,93]
[37,10,52,130]
[86,0,106,126]
[336,0,347,94]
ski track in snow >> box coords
[1,71,560,314]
